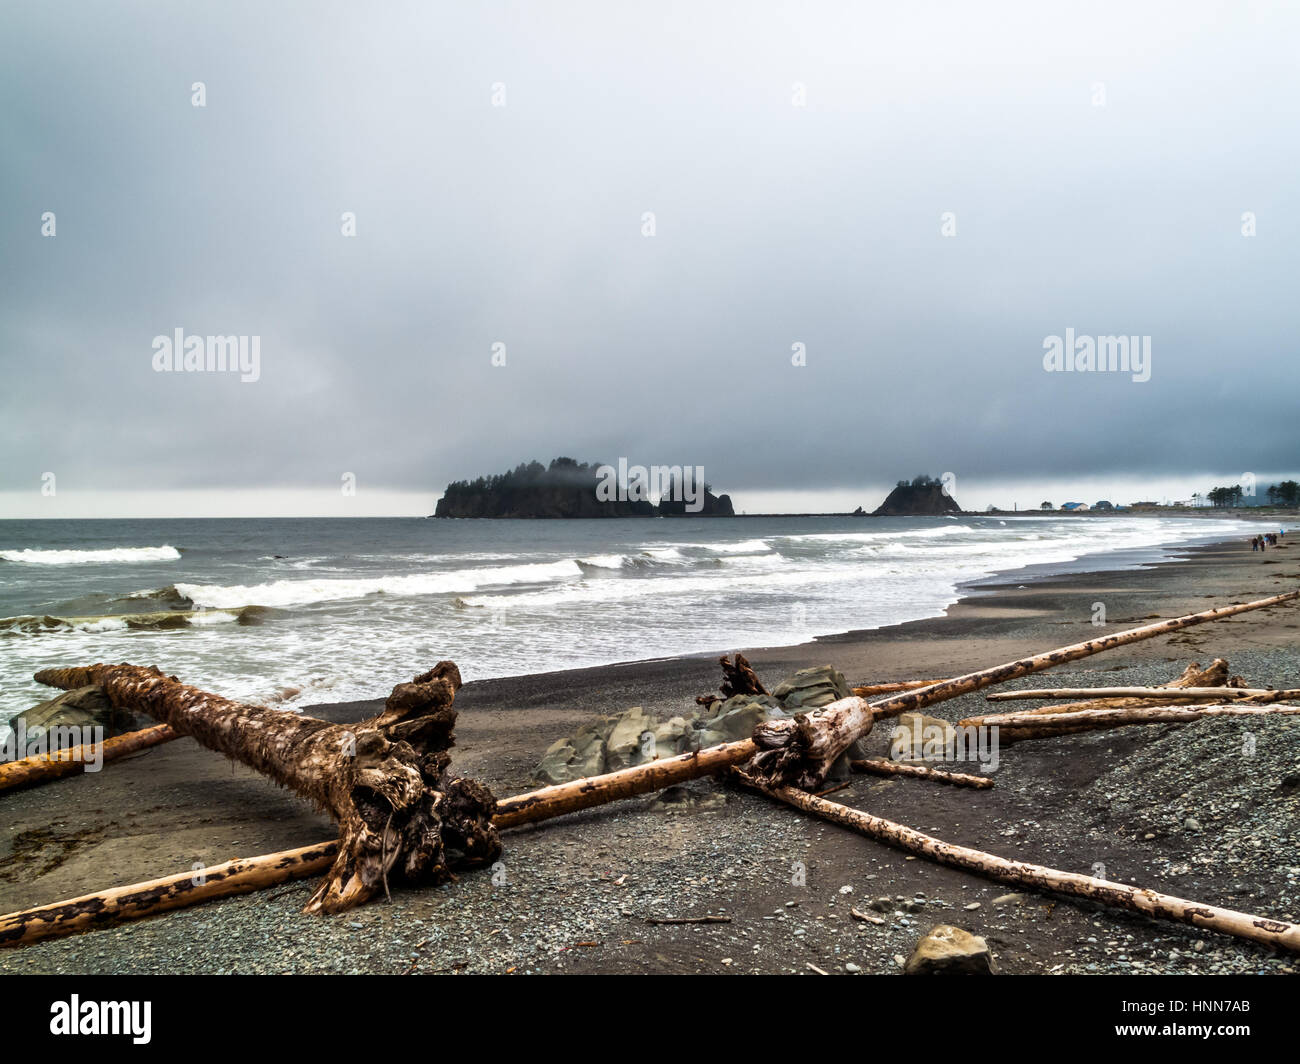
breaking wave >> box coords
[173,559,586,609]
[0,545,182,565]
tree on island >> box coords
[433,458,734,518]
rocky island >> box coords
[872,474,962,516]
[433,458,735,518]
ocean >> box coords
[0,514,1246,735]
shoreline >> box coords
[2,531,1297,974]
[400,524,1266,707]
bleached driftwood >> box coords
[849,758,994,788]
[736,774,1300,954]
[750,591,1300,788]
[0,724,176,793]
[986,686,1298,703]
[977,702,1300,743]
[0,842,337,948]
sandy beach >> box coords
[3,530,1298,975]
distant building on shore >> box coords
[1060,502,1089,512]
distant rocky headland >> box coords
[872,475,962,516]
[433,458,735,518]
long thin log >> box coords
[0,724,176,793]
[0,842,337,948]
[737,774,1300,953]
[750,590,1300,788]
[849,758,994,789]
[981,703,1300,742]
[961,659,1236,726]
[494,740,757,829]
[986,686,1299,703]
[851,680,946,697]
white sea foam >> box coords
[641,547,686,561]
[174,559,584,609]
[701,539,771,554]
[0,545,182,565]
[780,525,968,545]
[577,554,627,569]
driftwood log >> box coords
[963,659,1237,725]
[749,591,1299,789]
[851,680,946,696]
[0,842,338,948]
[849,758,994,788]
[32,662,499,914]
[986,686,1300,703]
[0,724,176,793]
[737,774,1300,953]
[495,739,758,829]
[369,594,1300,833]
[976,703,1300,743]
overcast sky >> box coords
[2,1,1297,517]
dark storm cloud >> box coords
[2,0,1297,504]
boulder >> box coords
[650,716,690,757]
[903,925,997,975]
[685,694,787,751]
[772,665,850,710]
[531,707,687,784]
[890,712,959,762]
[533,717,609,784]
[605,706,656,771]
[8,685,140,750]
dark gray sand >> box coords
[3,536,1298,974]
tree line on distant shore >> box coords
[1198,480,1299,508]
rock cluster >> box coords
[532,665,868,784]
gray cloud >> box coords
[2,1,1297,507]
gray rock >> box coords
[532,717,608,784]
[686,694,786,750]
[605,707,654,771]
[889,712,959,761]
[9,685,140,748]
[772,665,850,710]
